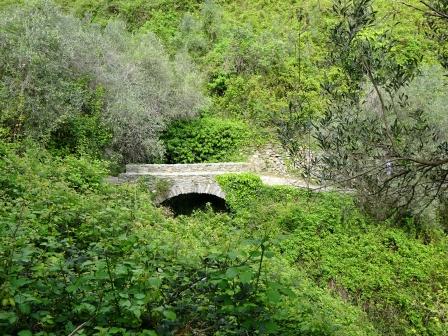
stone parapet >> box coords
[113,156,327,205]
[126,162,251,174]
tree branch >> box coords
[401,1,448,20]
[420,0,448,20]
[394,157,448,167]
[361,59,400,155]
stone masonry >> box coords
[119,163,251,204]
[117,161,325,204]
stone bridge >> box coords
[117,162,318,204]
[120,163,248,203]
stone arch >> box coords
[155,182,226,205]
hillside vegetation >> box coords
[1,143,447,335]
[0,0,447,335]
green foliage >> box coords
[206,22,326,125]
[2,142,446,335]
[217,173,264,213]
[219,173,448,336]
[46,84,112,157]
[0,143,282,334]
[163,117,251,163]
[44,0,437,133]
[55,0,200,36]
[313,0,448,225]
[421,0,448,68]
[279,197,448,336]
[0,0,204,162]
[0,3,99,142]
[1,1,447,335]
[0,142,378,336]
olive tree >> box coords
[0,1,205,162]
[314,0,448,227]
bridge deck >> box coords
[117,162,328,197]
[126,163,251,174]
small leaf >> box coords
[0,312,17,324]
[11,278,32,289]
[130,306,142,319]
[227,250,240,260]
[148,277,161,288]
[18,331,32,336]
[262,320,279,333]
[135,293,145,300]
[266,288,282,303]
[119,299,131,308]
[239,271,252,284]
[163,310,177,321]
[19,303,31,314]
[250,250,262,258]
[225,267,238,279]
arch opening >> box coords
[161,193,228,216]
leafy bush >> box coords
[0,1,204,162]
[55,0,200,35]
[1,142,373,335]
[217,173,264,213]
[218,173,448,336]
[3,143,445,335]
[163,117,251,163]
[0,143,275,334]
[45,84,112,157]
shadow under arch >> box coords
[160,193,228,216]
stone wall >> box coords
[248,144,290,176]
[125,144,291,177]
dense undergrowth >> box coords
[51,0,438,127]
[219,173,448,335]
[1,143,447,335]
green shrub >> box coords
[0,143,352,335]
[217,173,264,213]
[218,176,448,336]
[0,1,204,162]
[46,84,112,157]
[4,142,442,335]
[163,117,251,163]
